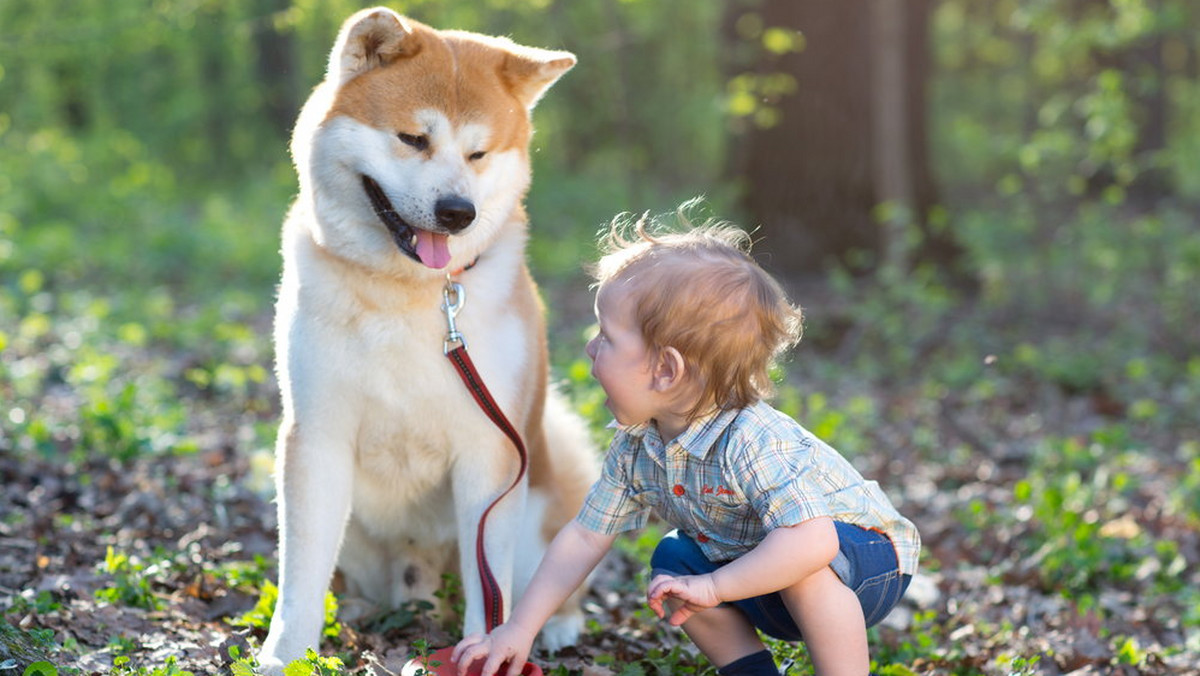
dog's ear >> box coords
[501,46,576,110]
[329,8,420,85]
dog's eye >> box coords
[468,150,487,162]
[398,133,429,151]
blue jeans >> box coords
[649,522,911,641]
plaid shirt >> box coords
[575,400,921,575]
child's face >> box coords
[585,282,659,428]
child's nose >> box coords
[585,337,597,360]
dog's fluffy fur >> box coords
[257,8,597,671]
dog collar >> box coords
[449,255,480,277]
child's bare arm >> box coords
[453,520,617,676]
[647,516,838,626]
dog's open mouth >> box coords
[361,175,452,269]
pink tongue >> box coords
[415,230,452,269]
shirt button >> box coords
[673,484,685,496]
[696,533,710,543]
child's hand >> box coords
[646,573,722,626]
[451,623,537,676]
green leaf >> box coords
[283,661,314,676]
[23,662,58,676]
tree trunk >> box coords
[731,0,874,278]
[870,0,912,271]
[1124,3,1171,205]
[252,0,300,142]
[728,0,966,283]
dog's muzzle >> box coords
[362,175,421,263]
[361,176,476,270]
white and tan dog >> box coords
[258,7,597,671]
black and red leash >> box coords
[441,279,528,633]
[401,279,541,676]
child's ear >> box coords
[652,347,687,391]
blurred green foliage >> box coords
[0,0,731,301]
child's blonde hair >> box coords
[591,202,804,420]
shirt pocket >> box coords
[696,493,752,527]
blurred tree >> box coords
[934,0,1200,208]
[1085,0,1176,204]
[724,0,967,282]
[252,0,300,143]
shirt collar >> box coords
[674,407,742,458]
[614,407,742,460]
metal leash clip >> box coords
[442,278,467,354]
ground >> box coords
[3,358,1197,675]
[1,276,1198,675]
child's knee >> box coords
[779,565,854,609]
[649,529,711,577]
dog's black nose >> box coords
[435,197,476,232]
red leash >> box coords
[401,280,542,676]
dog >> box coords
[257,7,598,672]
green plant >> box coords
[993,652,1041,675]
[433,572,465,622]
[226,645,260,676]
[763,638,811,675]
[280,649,346,676]
[773,387,879,460]
[1170,444,1200,527]
[1113,636,1148,667]
[1010,431,1185,595]
[107,635,138,657]
[229,581,341,641]
[109,655,193,676]
[6,591,62,616]
[94,547,161,611]
[405,638,439,676]
[209,555,272,593]
[865,610,961,672]
[593,645,714,676]
[362,599,435,635]
[637,645,714,675]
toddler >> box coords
[453,208,920,676]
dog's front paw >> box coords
[255,654,285,676]
[538,612,584,652]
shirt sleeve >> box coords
[574,436,651,535]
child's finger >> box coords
[504,650,530,676]
[668,603,694,626]
[455,644,483,676]
[647,575,681,600]
[646,591,665,618]
[482,649,512,676]
[452,633,483,664]
[646,579,678,618]
[648,573,674,587]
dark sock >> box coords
[718,650,779,676]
